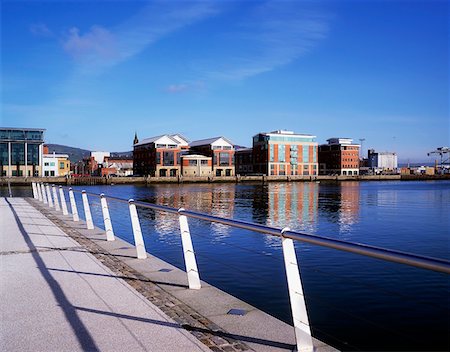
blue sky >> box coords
[1,0,448,162]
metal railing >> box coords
[30,182,450,352]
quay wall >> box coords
[1,174,449,186]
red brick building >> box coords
[318,138,360,176]
[189,137,235,176]
[101,156,133,176]
[133,134,189,177]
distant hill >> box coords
[45,144,91,163]
[45,144,132,163]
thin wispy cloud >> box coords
[199,1,330,81]
[165,84,189,94]
[62,1,222,73]
[164,81,205,94]
[30,23,53,37]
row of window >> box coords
[44,161,67,169]
[342,170,358,175]
[187,160,209,166]
[0,143,40,165]
[256,136,315,143]
[0,130,44,141]
[269,164,318,176]
[155,144,178,149]
[211,145,232,150]
[269,145,317,164]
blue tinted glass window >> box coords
[303,146,309,163]
[0,143,8,164]
[0,130,9,140]
[11,143,25,165]
[279,145,285,162]
[27,144,40,165]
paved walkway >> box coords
[0,197,210,352]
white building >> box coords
[43,153,70,177]
[368,149,398,174]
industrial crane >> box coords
[427,147,449,173]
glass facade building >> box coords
[252,130,319,176]
[0,128,45,176]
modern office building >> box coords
[0,127,45,176]
[133,134,189,177]
[189,137,235,176]
[43,153,71,177]
[252,130,318,176]
[318,138,360,176]
[368,149,398,174]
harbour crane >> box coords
[427,147,449,173]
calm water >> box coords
[6,181,450,350]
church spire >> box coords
[133,131,139,145]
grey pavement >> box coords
[0,197,210,352]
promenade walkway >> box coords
[0,197,209,352]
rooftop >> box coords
[135,134,183,147]
[190,136,234,147]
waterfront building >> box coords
[81,151,110,176]
[181,154,212,177]
[235,147,254,175]
[318,138,360,176]
[252,130,318,176]
[43,153,71,177]
[189,137,235,176]
[102,156,133,176]
[0,127,45,177]
[91,151,110,165]
[368,149,398,174]
[133,134,189,177]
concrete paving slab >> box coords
[1,197,210,352]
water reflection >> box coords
[141,184,236,239]
[318,182,360,235]
[267,182,318,231]
[138,182,362,240]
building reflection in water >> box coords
[264,182,319,248]
[139,181,360,242]
[143,184,235,240]
[318,181,360,236]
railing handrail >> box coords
[65,187,450,274]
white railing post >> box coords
[52,185,60,211]
[36,182,43,201]
[128,199,147,259]
[46,184,54,208]
[69,188,79,221]
[41,183,48,204]
[178,208,201,289]
[281,227,314,352]
[100,194,115,241]
[81,190,94,229]
[31,182,37,199]
[59,186,69,215]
